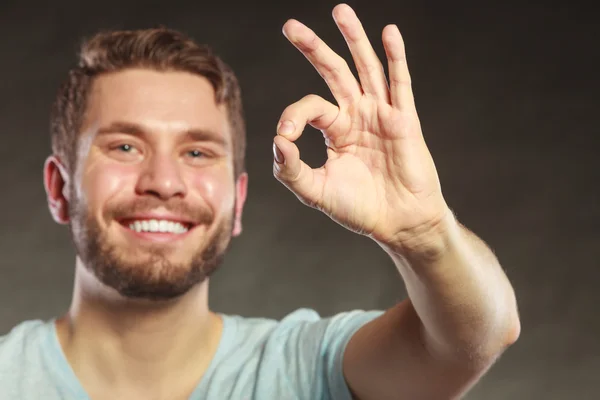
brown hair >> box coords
[50,28,246,178]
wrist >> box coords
[378,207,460,263]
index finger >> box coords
[283,19,362,106]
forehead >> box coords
[85,68,231,144]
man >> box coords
[0,3,520,399]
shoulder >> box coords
[279,307,382,337]
[0,319,49,357]
[265,308,383,399]
[224,307,382,351]
[0,319,52,373]
[0,320,54,395]
[210,308,383,400]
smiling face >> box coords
[46,68,248,300]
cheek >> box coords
[81,162,138,214]
[188,168,235,212]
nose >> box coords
[135,153,187,200]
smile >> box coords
[127,219,189,234]
[118,219,195,244]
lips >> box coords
[111,205,213,243]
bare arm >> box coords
[344,211,520,399]
[273,4,520,398]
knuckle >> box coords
[325,58,348,77]
[390,76,412,88]
[306,33,320,52]
[281,104,301,120]
[280,104,295,118]
[302,93,321,102]
[297,195,317,209]
[356,62,381,76]
[273,162,286,179]
[283,94,320,116]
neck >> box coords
[56,261,222,399]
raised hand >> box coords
[273,4,450,249]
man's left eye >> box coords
[188,150,204,158]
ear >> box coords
[44,156,71,224]
[231,172,248,237]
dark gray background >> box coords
[0,0,597,398]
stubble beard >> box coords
[68,191,234,301]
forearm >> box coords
[380,210,520,366]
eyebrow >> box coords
[96,121,228,147]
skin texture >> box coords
[272,4,520,399]
[42,3,519,400]
[45,69,247,399]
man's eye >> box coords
[106,142,142,162]
[188,150,204,158]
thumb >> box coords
[272,94,338,208]
[273,134,324,208]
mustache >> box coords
[107,197,214,225]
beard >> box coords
[68,191,234,301]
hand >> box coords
[273,4,451,252]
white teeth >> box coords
[128,219,189,234]
[176,223,187,234]
[159,220,168,232]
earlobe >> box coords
[232,173,248,237]
[44,156,70,225]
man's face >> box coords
[55,69,247,300]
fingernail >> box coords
[278,120,295,136]
[273,142,284,164]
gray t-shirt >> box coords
[0,308,382,399]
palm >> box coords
[274,5,447,245]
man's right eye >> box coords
[107,143,142,161]
[110,143,140,154]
